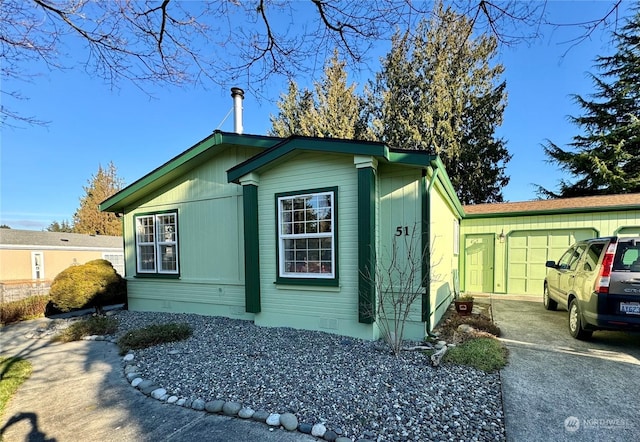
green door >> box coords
[464,234,494,293]
[507,229,596,295]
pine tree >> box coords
[270,50,369,140]
[368,2,511,204]
[540,5,640,198]
[73,162,124,236]
[46,220,73,233]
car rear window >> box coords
[613,241,640,271]
[583,243,604,272]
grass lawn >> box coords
[0,357,33,419]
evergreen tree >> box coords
[368,2,511,204]
[270,50,369,140]
[46,220,73,233]
[540,6,640,198]
[73,162,124,236]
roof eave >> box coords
[100,131,280,212]
[227,136,442,184]
[465,203,640,219]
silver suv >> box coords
[544,236,640,339]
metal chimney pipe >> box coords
[230,87,244,134]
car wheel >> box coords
[568,299,592,340]
[543,285,557,311]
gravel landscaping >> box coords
[110,310,505,442]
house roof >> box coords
[463,193,640,218]
[226,134,464,217]
[100,131,281,213]
[226,135,441,183]
[0,229,122,250]
[100,130,464,217]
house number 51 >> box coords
[395,226,409,236]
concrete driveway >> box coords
[493,295,640,442]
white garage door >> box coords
[507,229,596,295]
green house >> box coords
[460,194,640,296]
[100,131,462,340]
[100,127,640,340]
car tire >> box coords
[568,298,592,340]
[543,284,557,311]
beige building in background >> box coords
[0,229,123,303]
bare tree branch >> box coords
[0,0,626,127]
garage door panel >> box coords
[507,229,596,295]
[509,279,526,294]
[509,236,527,247]
[529,248,548,262]
[510,248,527,261]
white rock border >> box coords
[119,351,365,442]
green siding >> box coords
[255,152,376,339]
[121,146,261,314]
[125,279,254,320]
[460,209,640,295]
[427,181,459,332]
[378,165,424,337]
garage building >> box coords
[460,194,640,296]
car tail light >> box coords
[595,243,616,294]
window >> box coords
[614,242,640,271]
[31,252,44,280]
[277,189,337,283]
[135,212,179,275]
[557,246,583,270]
[103,253,125,276]
[583,243,605,273]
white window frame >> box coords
[31,251,44,280]
[103,252,125,276]
[135,212,179,275]
[277,190,336,280]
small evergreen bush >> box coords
[52,316,118,342]
[49,259,126,312]
[118,323,193,355]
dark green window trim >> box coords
[358,167,376,324]
[133,209,180,278]
[275,187,339,287]
[275,278,339,287]
[243,184,261,313]
[133,274,180,280]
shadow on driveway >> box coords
[493,295,640,442]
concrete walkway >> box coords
[492,295,640,442]
[0,318,316,442]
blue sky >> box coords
[0,1,630,230]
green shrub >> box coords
[49,259,126,312]
[51,316,118,343]
[443,337,508,372]
[118,323,193,355]
[0,295,50,325]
